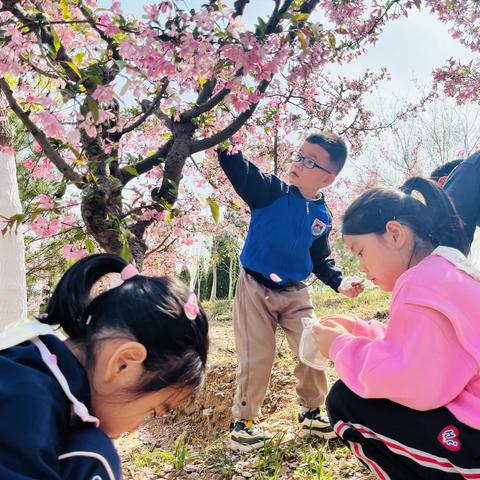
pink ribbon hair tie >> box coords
[121,263,139,281]
[184,293,200,320]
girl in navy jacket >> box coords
[0,253,209,479]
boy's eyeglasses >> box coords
[292,151,333,174]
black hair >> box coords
[342,176,469,255]
[430,159,463,181]
[306,132,348,174]
[40,253,209,395]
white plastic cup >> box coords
[299,317,329,370]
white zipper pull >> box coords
[306,202,309,214]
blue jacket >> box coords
[445,150,480,250]
[219,150,342,291]
[0,334,122,479]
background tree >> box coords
[365,91,480,185]
[0,115,27,326]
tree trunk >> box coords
[196,268,202,299]
[209,239,217,301]
[0,119,27,327]
[228,256,234,300]
[273,131,279,176]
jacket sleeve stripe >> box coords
[58,451,117,480]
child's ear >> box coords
[320,173,336,188]
[103,341,147,384]
[385,220,408,248]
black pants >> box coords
[326,380,480,479]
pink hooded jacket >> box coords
[330,247,480,429]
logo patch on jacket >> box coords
[437,425,461,451]
[311,218,327,236]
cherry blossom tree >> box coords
[430,1,480,104]
[0,0,416,268]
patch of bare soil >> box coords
[117,319,375,480]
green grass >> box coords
[202,298,234,320]
[311,287,390,319]
[295,440,333,479]
[205,447,237,476]
[254,434,289,479]
[204,288,390,322]
[132,432,189,473]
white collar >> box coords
[0,320,99,426]
[431,246,480,281]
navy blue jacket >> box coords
[219,150,342,291]
[445,150,480,250]
[0,334,122,479]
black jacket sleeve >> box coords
[310,228,343,291]
[218,149,287,209]
[444,151,480,250]
[60,427,122,480]
[0,376,65,479]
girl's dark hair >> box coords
[342,176,469,255]
[40,253,209,395]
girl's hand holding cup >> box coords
[312,320,350,358]
[318,314,357,333]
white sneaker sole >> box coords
[299,427,338,440]
[229,438,271,452]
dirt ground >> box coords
[115,294,389,480]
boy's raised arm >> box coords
[218,149,287,209]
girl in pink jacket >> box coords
[313,177,480,479]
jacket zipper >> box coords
[306,201,310,215]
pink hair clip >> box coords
[184,293,200,320]
[121,264,139,281]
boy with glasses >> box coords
[218,132,363,451]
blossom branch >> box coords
[0,78,83,186]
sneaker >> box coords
[298,407,337,440]
[230,420,272,452]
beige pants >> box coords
[232,269,328,420]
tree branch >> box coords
[233,0,250,16]
[195,78,217,106]
[183,0,294,122]
[151,107,174,131]
[117,80,169,137]
[0,78,83,186]
[77,0,122,61]
[121,138,174,184]
[264,0,294,36]
[182,86,230,120]
[190,79,270,153]
[4,2,119,92]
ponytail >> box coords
[400,177,468,254]
[342,176,468,255]
[42,254,127,339]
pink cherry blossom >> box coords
[61,244,88,261]
[227,15,245,40]
[92,85,115,104]
[35,194,54,210]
